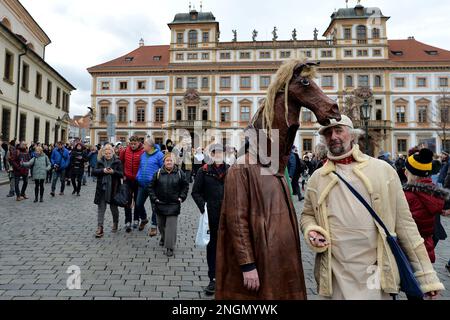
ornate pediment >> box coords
[184,89,200,104]
[353,87,373,100]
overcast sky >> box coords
[19,0,450,117]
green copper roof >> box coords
[170,11,216,24]
[331,6,387,19]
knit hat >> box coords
[405,148,433,177]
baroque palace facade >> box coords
[0,0,75,144]
[88,3,450,156]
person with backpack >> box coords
[149,153,189,257]
[22,146,51,203]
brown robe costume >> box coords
[215,153,307,300]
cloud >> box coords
[18,0,450,117]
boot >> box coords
[112,223,118,233]
[204,280,216,296]
[95,226,104,238]
[138,219,149,231]
[40,197,44,203]
[148,227,157,237]
[33,198,38,203]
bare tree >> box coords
[430,88,450,151]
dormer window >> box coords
[125,57,134,62]
[391,51,403,56]
[153,56,161,61]
[425,50,438,56]
[190,10,198,20]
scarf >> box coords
[327,147,355,165]
[210,163,227,181]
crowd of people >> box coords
[1,124,449,299]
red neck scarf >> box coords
[331,155,355,165]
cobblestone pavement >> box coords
[0,179,449,300]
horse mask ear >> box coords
[293,61,320,78]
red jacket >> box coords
[403,178,448,263]
[120,144,144,181]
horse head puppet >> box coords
[245,58,341,174]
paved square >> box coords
[0,179,449,300]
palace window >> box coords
[358,75,369,87]
[240,106,251,122]
[188,30,198,48]
[202,32,209,43]
[100,106,109,122]
[418,106,428,123]
[155,80,165,90]
[260,76,271,89]
[201,52,209,60]
[240,52,251,59]
[187,106,197,121]
[176,53,184,61]
[136,106,146,123]
[321,50,333,58]
[101,81,110,90]
[137,81,146,90]
[220,106,231,122]
[201,77,209,89]
[303,139,313,153]
[396,106,406,123]
[441,106,450,123]
[220,77,231,89]
[118,106,127,123]
[176,32,183,44]
[417,77,427,87]
[397,139,407,153]
[439,77,449,87]
[202,110,208,121]
[21,62,29,91]
[321,75,333,87]
[175,77,183,89]
[187,53,198,60]
[46,80,52,103]
[357,49,368,57]
[176,110,182,121]
[220,52,231,59]
[372,28,380,39]
[259,51,271,59]
[344,28,352,40]
[345,75,353,87]
[302,110,312,122]
[374,75,382,87]
[35,72,42,98]
[302,50,312,58]
[56,87,61,108]
[395,77,406,87]
[240,76,251,89]
[373,49,382,57]
[4,50,14,82]
[356,25,367,44]
[280,51,291,58]
[119,81,128,90]
[344,50,353,57]
[187,77,198,89]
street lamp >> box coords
[361,99,372,154]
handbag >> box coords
[195,204,210,248]
[333,171,424,299]
[113,183,131,208]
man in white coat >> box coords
[300,115,444,300]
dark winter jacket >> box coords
[403,178,450,262]
[191,163,229,228]
[120,144,144,181]
[87,150,98,168]
[70,147,87,176]
[148,166,189,216]
[92,156,124,205]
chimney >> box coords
[139,38,145,47]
